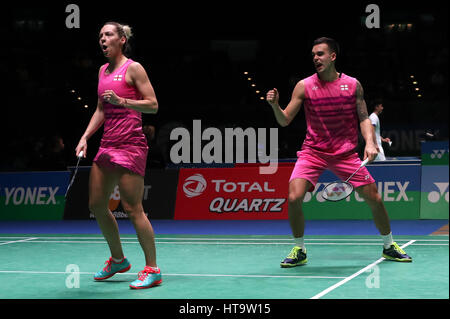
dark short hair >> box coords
[371,99,383,111]
[312,37,340,56]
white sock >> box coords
[112,257,124,263]
[294,237,305,251]
[381,232,394,249]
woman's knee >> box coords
[121,201,144,220]
[88,164,119,215]
[88,199,109,216]
[288,191,305,204]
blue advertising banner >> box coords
[302,163,421,219]
[420,166,449,219]
[421,141,449,165]
[0,171,70,220]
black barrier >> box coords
[63,167,179,219]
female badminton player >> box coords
[266,37,412,267]
[75,22,161,289]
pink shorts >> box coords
[289,148,375,192]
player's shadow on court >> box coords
[94,279,130,283]
[283,265,369,276]
[92,273,136,283]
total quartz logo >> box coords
[181,173,286,214]
[183,174,207,198]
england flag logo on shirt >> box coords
[340,84,348,90]
[113,74,123,81]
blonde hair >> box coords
[104,21,133,54]
[122,25,133,40]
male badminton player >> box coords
[369,100,391,161]
[266,37,411,267]
[75,22,161,289]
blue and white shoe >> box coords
[94,257,131,280]
[129,266,162,289]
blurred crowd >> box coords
[2,5,447,172]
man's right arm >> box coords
[266,80,305,127]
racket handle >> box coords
[361,158,369,167]
[77,150,84,158]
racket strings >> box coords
[322,158,369,202]
[322,181,353,201]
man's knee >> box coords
[358,183,382,204]
[288,179,312,204]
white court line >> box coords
[0,236,447,242]
[0,235,447,241]
[158,238,448,242]
[0,238,37,246]
[404,243,448,246]
[310,240,417,299]
[0,270,345,280]
[1,239,446,246]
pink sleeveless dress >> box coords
[94,59,148,176]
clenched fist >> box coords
[102,90,122,105]
[266,88,279,106]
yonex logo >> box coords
[3,187,59,205]
[113,75,123,81]
[303,181,410,203]
[340,84,349,91]
[183,174,207,198]
[430,149,447,159]
[427,183,449,203]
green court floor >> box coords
[0,234,448,299]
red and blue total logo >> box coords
[174,167,291,220]
[182,174,207,198]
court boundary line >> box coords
[310,240,417,299]
[0,270,346,280]
[0,235,447,242]
[0,240,447,246]
[0,237,37,246]
[0,237,446,246]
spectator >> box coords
[143,124,165,168]
[369,100,391,161]
[41,135,67,170]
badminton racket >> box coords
[65,150,84,198]
[321,158,369,202]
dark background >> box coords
[2,1,448,171]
